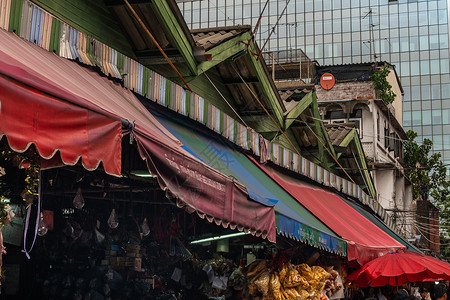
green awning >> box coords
[150,109,346,255]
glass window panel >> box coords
[399,13,408,27]
[352,41,361,56]
[444,135,450,149]
[409,36,419,51]
[430,59,440,74]
[306,21,314,35]
[403,111,411,126]
[433,110,442,125]
[422,85,431,100]
[314,0,323,10]
[333,43,342,57]
[400,37,409,51]
[411,86,421,101]
[403,86,411,102]
[315,44,323,58]
[420,36,429,51]
[433,135,443,150]
[422,110,432,125]
[443,84,450,98]
[324,43,333,58]
[432,84,441,100]
[305,0,313,12]
[316,22,323,35]
[332,19,341,33]
[243,4,251,18]
[439,10,448,25]
[440,34,449,49]
[296,1,304,13]
[443,109,450,125]
[429,10,438,26]
[343,42,351,55]
[389,14,398,29]
[405,12,417,27]
[380,38,389,54]
[352,17,360,31]
[342,19,351,32]
[441,59,450,74]
[332,0,341,9]
[418,11,428,26]
[430,35,439,50]
[379,14,389,30]
[421,60,430,75]
[400,61,410,76]
[403,112,411,127]
[391,38,399,52]
[362,41,371,55]
[410,61,420,76]
[412,111,421,126]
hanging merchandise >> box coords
[141,218,150,237]
[37,212,48,236]
[72,187,85,209]
[108,209,119,229]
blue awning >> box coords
[149,109,346,255]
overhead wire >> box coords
[257,0,291,60]
[414,225,450,245]
[203,72,249,128]
[297,120,356,184]
[231,64,303,158]
[252,0,269,38]
[123,0,193,92]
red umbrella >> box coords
[347,249,450,287]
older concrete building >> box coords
[315,62,414,237]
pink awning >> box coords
[257,163,404,264]
[0,29,276,241]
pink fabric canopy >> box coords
[257,163,404,264]
[0,29,276,241]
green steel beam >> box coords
[246,119,280,133]
[352,133,376,198]
[151,0,197,76]
[310,93,337,163]
[337,129,376,197]
[284,91,314,130]
[247,42,285,127]
[197,32,250,75]
[311,94,326,163]
[337,128,357,158]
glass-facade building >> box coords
[177,0,450,165]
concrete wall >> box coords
[386,69,403,125]
[316,81,375,102]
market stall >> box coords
[0,163,349,300]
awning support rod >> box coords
[123,0,193,92]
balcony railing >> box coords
[262,49,316,85]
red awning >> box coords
[257,163,404,264]
[0,29,276,241]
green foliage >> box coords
[403,130,450,250]
[370,65,396,104]
[440,234,450,258]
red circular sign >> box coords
[320,73,335,90]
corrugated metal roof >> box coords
[191,25,251,50]
[325,124,354,146]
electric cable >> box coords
[203,72,249,128]
[257,0,291,60]
[123,0,193,92]
[297,120,357,184]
